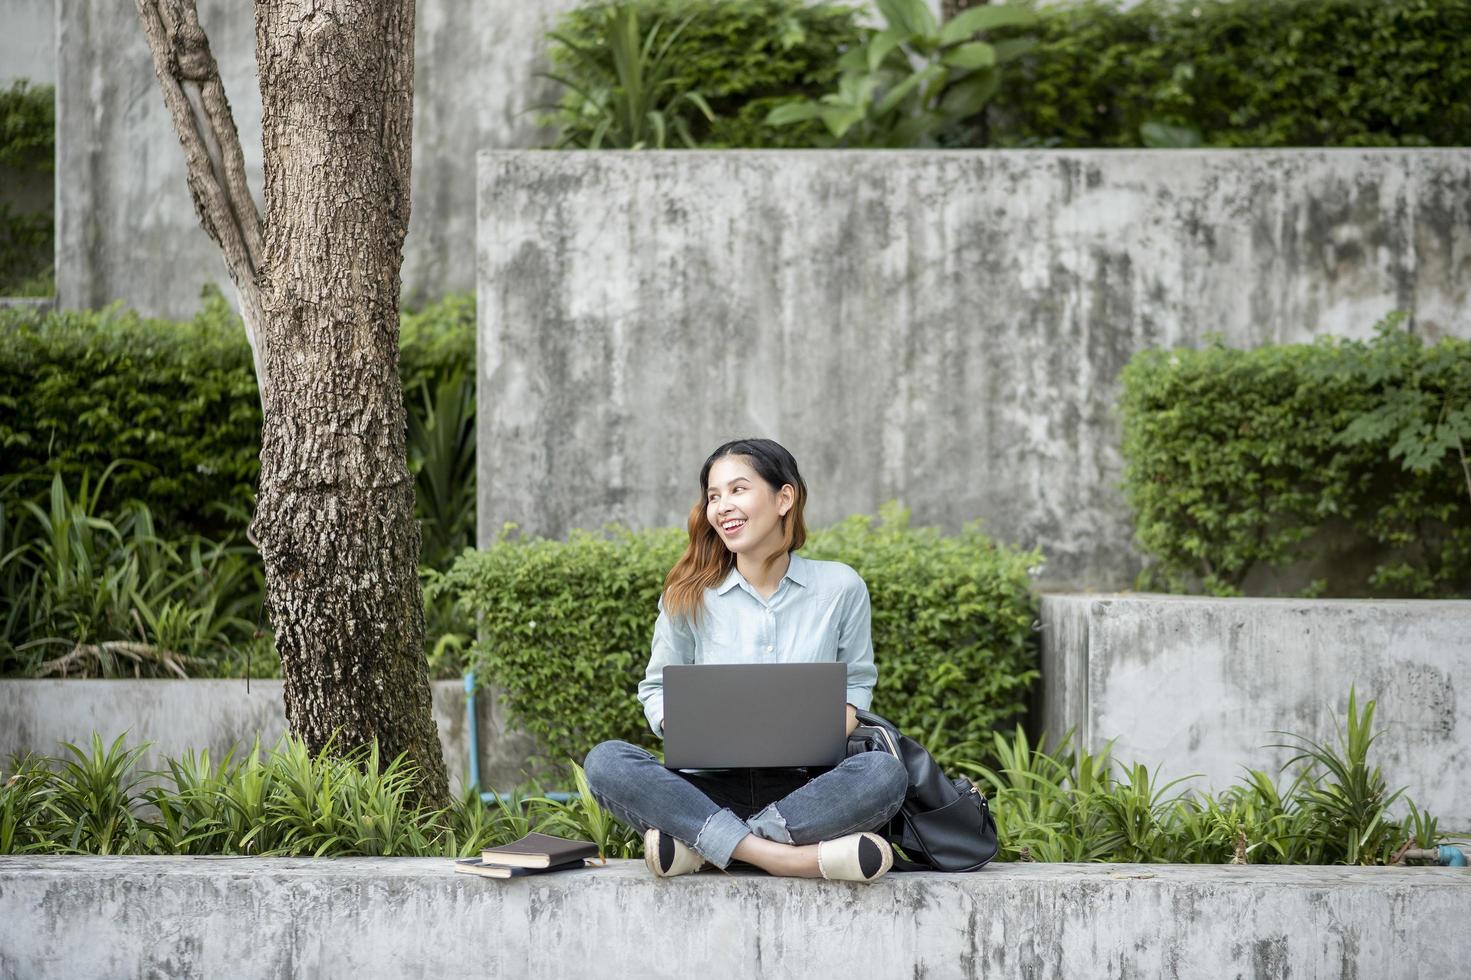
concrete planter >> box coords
[0,679,541,794]
[1,856,1467,978]
[1040,594,1471,829]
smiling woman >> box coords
[581,438,908,884]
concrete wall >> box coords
[476,150,1471,588]
[1,0,55,86]
[54,0,580,316]
[2,857,1468,978]
[1039,595,1471,830]
[0,679,543,794]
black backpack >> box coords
[848,707,1000,872]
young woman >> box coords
[583,438,908,883]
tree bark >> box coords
[138,0,449,809]
[136,0,269,395]
[250,0,449,809]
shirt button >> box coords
[766,645,774,652]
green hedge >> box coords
[1120,315,1471,597]
[985,0,1471,148]
[0,290,475,543]
[1,80,55,295]
[435,503,1041,771]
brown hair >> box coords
[661,438,808,623]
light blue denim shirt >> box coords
[637,551,877,738]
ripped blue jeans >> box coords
[582,739,908,869]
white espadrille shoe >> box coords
[644,828,708,877]
[817,832,893,883]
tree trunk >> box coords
[245,0,448,809]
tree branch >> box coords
[135,0,269,398]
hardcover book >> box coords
[454,856,589,879]
[481,832,601,869]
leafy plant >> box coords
[766,0,1036,147]
[541,3,716,149]
[1270,688,1403,865]
[543,0,865,149]
[0,466,266,677]
[959,692,1454,866]
[1316,313,1471,515]
[1120,314,1471,597]
[48,733,151,854]
[0,755,62,855]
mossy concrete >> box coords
[1040,594,1471,830]
[1,857,1467,978]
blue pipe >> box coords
[464,671,579,805]
[1438,845,1467,868]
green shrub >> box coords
[0,291,261,540]
[984,0,1471,148]
[0,80,54,171]
[434,503,1041,771]
[1119,315,1471,597]
[1,81,56,295]
[543,0,865,149]
[0,291,476,546]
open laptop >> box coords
[661,662,848,769]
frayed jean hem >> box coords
[692,807,751,869]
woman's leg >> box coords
[729,752,909,878]
[581,740,753,869]
[745,751,909,846]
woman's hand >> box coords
[845,703,859,736]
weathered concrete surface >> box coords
[476,150,1471,589]
[1,0,54,85]
[1,857,1467,978]
[54,0,580,316]
[0,680,542,794]
[1040,595,1471,829]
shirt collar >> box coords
[715,552,810,595]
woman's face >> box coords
[705,455,792,561]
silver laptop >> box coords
[662,662,848,769]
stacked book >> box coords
[454,832,602,879]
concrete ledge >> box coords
[2,857,1468,978]
[1040,594,1471,829]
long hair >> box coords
[661,438,808,623]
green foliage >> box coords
[0,733,637,859]
[0,466,272,678]
[0,203,53,297]
[1,81,56,295]
[0,81,54,171]
[1119,315,1471,597]
[0,291,476,548]
[6,695,1451,865]
[542,3,716,148]
[0,293,477,675]
[961,690,1453,865]
[984,0,1471,149]
[767,0,1036,147]
[0,290,264,540]
[543,0,864,149]
[434,503,1040,772]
